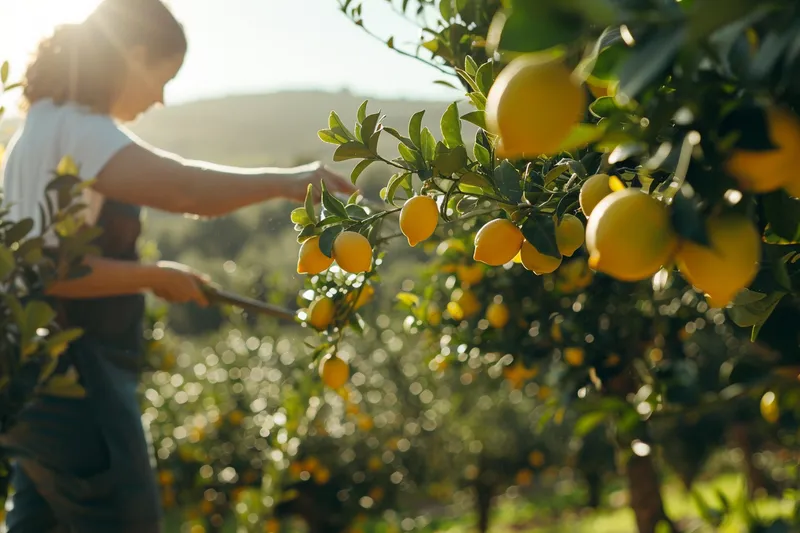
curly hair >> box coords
[22,0,187,113]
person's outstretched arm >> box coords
[93,142,356,217]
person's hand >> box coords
[149,261,211,307]
[290,161,358,203]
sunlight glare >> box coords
[0,0,103,75]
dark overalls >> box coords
[0,200,162,532]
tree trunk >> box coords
[474,480,494,533]
[626,455,678,533]
[729,422,774,498]
[585,471,602,509]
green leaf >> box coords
[488,5,581,54]
[7,220,38,245]
[357,100,369,124]
[728,291,786,330]
[320,181,349,219]
[361,112,382,140]
[317,129,348,145]
[494,161,523,203]
[617,25,686,101]
[421,128,437,162]
[589,96,618,118]
[409,111,425,148]
[345,204,368,220]
[333,142,374,162]
[522,214,561,259]
[318,226,343,258]
[304,184,317,224]
[433,145,468,176]
[43,329,83,358]
[398,143,423,167]
[382,127,416,149]
[460,172,493,190]
[0,244,15,280]
[439,0,453,19]
[290,207,312,226]
[441,102,464,149]
[25,300,57,336]
[763,190,800,242]
[0,61,8,85]
[461,110,486,130]
[670,185,710,246]
[39,375,87,399]
[386,172,412,206]
[297,224,317,243]
[573,411,607,437]
[467,91,487,111]
[474,142,491,168]
[554,124,605,153]
[465,55,478,76]
[544,164,569,185]
[328,111,355,140]
[351,160,374,185]
[475,62,494,96]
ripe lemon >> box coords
[400,195,439,246]
[486,55,586,158]
[486,301,510,328]
[675,214,761,308]
[449,288,480,320]
[308,297,336,330]
[426,302,442,326]
[297,236,334,275]
[56,155,80,176]
[563,347,585,367]
[457,263,484,286]
[580,174,616,217]
[585,188,678,282]
[725,106,800,193]
[555,257,594,293]
[520,240,562,274]
[555,214,585,257]
[473,219,524,266]
[319,353,349,389]
[760,391,779,424]
[346,284,374,310]
[333,231,373,273]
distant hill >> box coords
[2,89,474,174]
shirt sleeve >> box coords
[61,110,135,182]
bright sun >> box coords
[0,0,103,76]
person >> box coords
[0,0,356,531]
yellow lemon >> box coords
[725,106,800,193]
[556,257,594,293]
[520,240,562,274]
[346,284,375,310]
[313,466,331,485]
[555,214,585,257]
[580,173,616,217]
[486,55,586,158]
[457,263,485,286]
[56,155,80,176]
[426,302,442,326]
[473,219,524,266]
[529,450,546,467]
[319,353,349,389]
[675,214,761,308]
[564,347,585,367]
[308,297,336,330]
[297,236,334,275]
[585,188,678,282]
[400,195,439,246]
[486,301,510,328]
[760,391,779,424]
[449,288,480,320]
[333,231,373,274]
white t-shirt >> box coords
[1,99,135,245]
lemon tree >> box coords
[288,2,800,532]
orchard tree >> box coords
[290,1,800,532]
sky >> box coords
[0,0,459,115]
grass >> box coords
[162,472,796,533]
